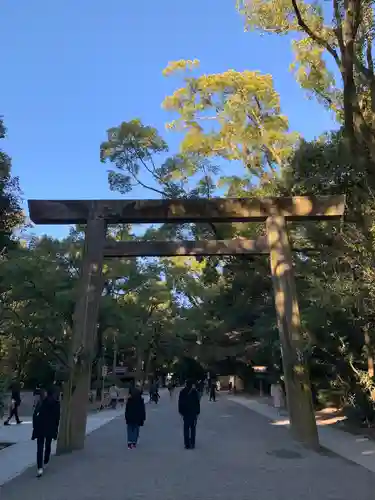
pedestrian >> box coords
[271,379,285,415]
[178,379,200,450]
[206,380,210,395]
[149,381,159,404]
[167,381,175,398]
[4,382,22,425]
[125,386,146,449]
[109,384,119,409]
[228,381,233,393]
[33,385,41,409]
[197,380,204,398]
[32,388,60,478]
[209,381,216,402]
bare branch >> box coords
[353,0,362,38]
[291,0,341,68]
[333,0,344,52]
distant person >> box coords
[149,381,159,404]
[209,381,216,402]
[197,380,204,398]
[228,381,233,393]
[178,380,200,449]
[109,385,119,409]
[125,386,146,449]
[167,382,175,398]
[33,385,41,409]
[32,388,60,478]
[271,380,285,415]
[4,382,22,425]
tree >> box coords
[162,59,298,183]
[277,130,375,421]
[236,0,375,172]
[0,118,22,253]
[100,118,221,202]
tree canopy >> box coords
[3,0,375,431]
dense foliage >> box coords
[2,0,375,429]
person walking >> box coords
[167,381,175,399]
[149,381,159,404]
[209,381,216,402]
[271,379,285,415]
[178,380,200,450]
[109,384,119,409]
[197,380,204,399]
[32,388,60,478]
[4,382,22,425]
[33,385,41,409]
[125,386,146,449]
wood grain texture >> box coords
[103,237,269,257]
[28,195,346,224]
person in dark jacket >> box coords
[178,380,200,449]
[32,388,60,477]
[209,380,216,402]
[4,382,22,425]
[125,387,146,448]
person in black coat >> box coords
[32,388,60,477]
[4,382,22,425]
[125,387,146,449]
[178,380,200,449]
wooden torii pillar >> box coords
[28,195,345,452]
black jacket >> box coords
[11,389,21,405]
[125,392,146,426]
[32,396,60,440]
[178,387,200,418]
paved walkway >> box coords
[0,408,123,486]
[228,395,375,473]
[0,393,374,500]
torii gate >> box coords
[28,195,345,453]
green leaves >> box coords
[163,62,298,178]
[0,118,23,253]
[100,119,168,196]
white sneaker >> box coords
[37,468,43,478]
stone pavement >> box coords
[0,392,374,500]
[228,395,375,473]
[0,408,123,486]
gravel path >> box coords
[0,392,374,500]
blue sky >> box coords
[2,0,336,239]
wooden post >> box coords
[266,216,319,449]
[57,212,106,454]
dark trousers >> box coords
[209,389,216,401]
[183,416,197,448]
[37,436,52,469]
[7,404,20,423]
[127,424,140,444]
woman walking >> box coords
[125,386,146,449]
[32,388,60,477]
[4,382,22,425]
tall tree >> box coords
[162,59,298,185]
[236,0,375,173]
[0,118,22,253]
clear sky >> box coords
[2,0,336,239]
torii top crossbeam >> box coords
[28,195,345,225]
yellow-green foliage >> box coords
[162,59,298,177]
[236,0,339,112]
